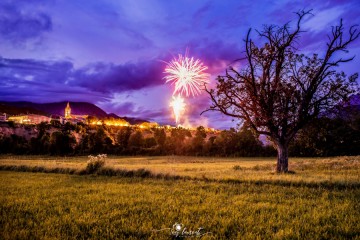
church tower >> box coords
[65,102,71,119]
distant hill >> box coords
[107,113,149,125]
[0,101,148,124]
[1,101,108,118]
[122,117,149,125]
[0,103,48,116]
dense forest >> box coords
[0,115,359,157]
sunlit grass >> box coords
[1,155,359,184]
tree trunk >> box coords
[276,143,289,173]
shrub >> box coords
[86,154,107,173]
[233,165,242,171]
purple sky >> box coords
[1,0,359,129]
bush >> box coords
[233,165,242,171]
[86,154,107,173]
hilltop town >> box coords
[1,102,143,126]
[0,101,217,131]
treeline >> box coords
[289,116,360,157]
[0,122,274,157]
[0,116,359,157]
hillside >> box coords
[0,103,48,116]
[1,101,108,118]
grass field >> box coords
[0,155,359,239]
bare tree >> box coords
[204,10,359,172]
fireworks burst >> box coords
[170,95,186,124]
[164,51,209,125]
[164,54,209,97]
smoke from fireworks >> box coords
[164,52,209,125]
[170,95,186,124]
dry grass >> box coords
[0,155,359,184]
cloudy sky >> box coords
[1,0,359,128]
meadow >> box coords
[0,155,359,239]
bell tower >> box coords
[65,102,71,119]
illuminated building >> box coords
[65,102,71,119]
[63,102,87,123]
[8,114,51,124]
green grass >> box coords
[0,156,360,239]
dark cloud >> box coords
[0,3,52,43]
[0,57,73,84]
[71,59,165,93]
[0,56,105,103]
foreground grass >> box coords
[1,171,359,239]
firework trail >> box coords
[170,95,186,124]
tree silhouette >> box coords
[205,10,359,172]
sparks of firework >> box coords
[164,54,209,97]
[170,95,186,124]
